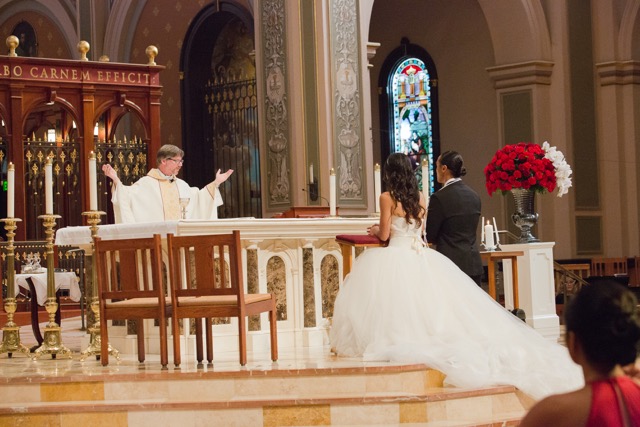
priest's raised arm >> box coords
[102,144,233,223]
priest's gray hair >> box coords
[156,144,184,165]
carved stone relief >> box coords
[331,0,365,204]
[261,0,291,206]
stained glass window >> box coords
[390,58,435,195]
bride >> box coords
[330,153,583,400]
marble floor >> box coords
[1,317,423,375]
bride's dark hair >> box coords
[383,153,425,227]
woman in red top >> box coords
[521,281,640,426]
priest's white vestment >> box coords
[110,168,223,223]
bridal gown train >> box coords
[330,216,584,400]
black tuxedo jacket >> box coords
[426,180,483,278]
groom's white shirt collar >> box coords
[443,177,461,188]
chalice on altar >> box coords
[179,198,190,219]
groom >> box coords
[426,151,483,285]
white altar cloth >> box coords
[55,220,180,246]
[55,217,376,246]
[15,271,81,305]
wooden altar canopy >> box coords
[0,40,164,240]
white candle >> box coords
[7,162,14,218]
[89,151,98,210]
[309,164,314,184]
[492,217,500,245]
[329,168,336,216]
[484,221,495,249]
[421,157,429,201]
[374,164,381,213]
[481,216,485,245]
[45,157,53,214]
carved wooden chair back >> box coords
[94,234,170,368]
[591,257,628,277]
[167,230,278,367]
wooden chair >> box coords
[554,263,590,318]
[631,256,640,287]
[591,257,628,277]
[94,234,170,368]
[167,231,278,367]
[561,263,591,280]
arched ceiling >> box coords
[476,0,551,65]
[619,0,640,59]
[0,0,76,57]
[103,0,146,62]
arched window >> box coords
[379,39,439,194]
[12,21,37,57]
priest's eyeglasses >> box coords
[167,158,184,165]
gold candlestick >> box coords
[0,217,30,357]
[80,210,119,362]
[32,214,72,360]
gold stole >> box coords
[147,169,180,220]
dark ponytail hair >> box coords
[439,151,467,178]
[565,281,640,373]
[383,153,425,227]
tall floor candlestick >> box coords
[80,210,120,362]
[0,217,29,358]
[32,213,72,360]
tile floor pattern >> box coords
[0,318,531,426]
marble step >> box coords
[0,392,526,427]
[0,361,530,426]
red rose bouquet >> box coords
[484,142,559,196]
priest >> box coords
[102,144,233,223]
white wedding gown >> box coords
[330,216,584,400]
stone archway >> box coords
[180,1,261,219]
[476,0,551,64]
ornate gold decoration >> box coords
[145,45,158,66]
[80,210,120,362]
[32,214,72,360]
[0,217,30,357]
[77,40,90,61]
[6,35,18,57]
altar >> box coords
[56,217,377,357]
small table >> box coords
[14,271,80,346]
[336,235,385,278]
[480,250,524,308]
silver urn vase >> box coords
[510,188,539,243]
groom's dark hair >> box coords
[439,151,467,177]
